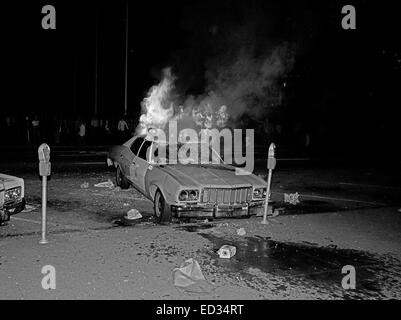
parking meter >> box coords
[267,143,276,170]
[38,143,51,177]
[38,143,50,244]
[262,143,276,225]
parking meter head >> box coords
[38,143,51,162]
[268,143,276,158]
[267,143,276,170]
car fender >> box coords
[146,169,182,204]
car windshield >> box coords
[151,142,224,165]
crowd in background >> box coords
[0,114,312,155]
[0,115,138,146]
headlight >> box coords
[253,187,266,199]
[5,187,22,202]
[179,189,199,202]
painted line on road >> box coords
[272,191,386,206]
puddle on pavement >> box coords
[176,223,216,232]
[113,215,155,227]
[200,233,401,298]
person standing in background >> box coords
[117,117,129,142]
[31,115,40,145]
[25,116,31,144]
[90,115,100,144]
[104,119,112,144]
[78,120,86,145]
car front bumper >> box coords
[1,198,26,222]
[171,200,265,219]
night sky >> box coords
[3,0,400,156]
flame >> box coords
[138,68,230,136]
[138,68,175,135]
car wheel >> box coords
[154,189,172,224]
[116,166,130,189]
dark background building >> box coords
[2,0,400,160]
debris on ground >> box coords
[94,179,114,189]
[271,209,280,217]
[284,192,300,205]
[126,209,142,220]
[236,227,246,236]
[398,208,401,213]
[123,203,129,207]
[80,182,89,189]
[113,186,121,192]
[216,222,229,228]
[22,204,37,213]
[172,258,213,294]
[217,245,237,259]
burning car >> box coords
[107,134,267,223]
[0,173,26,224]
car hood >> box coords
[158,164,266,188]
[0,173,24,193]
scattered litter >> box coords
[217,245,237,259]
[123,203,129,207]
[80,182,89,189]
[22,204,37,213]
[126,209,142,220]
[172,258,213,294]
[236,228,246,236]
[216,222,229,228]
[94,179,114,189]
[284,192,300,205]
[271,209,280,217]
[203,219,209,223]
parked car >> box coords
[0,173,26,224]
[107,134,267,223]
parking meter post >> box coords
[38,143,51,245]
[262,143,276,225]
[262,169,273,225]
[39,175,48,244]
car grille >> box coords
[201,187,252,204]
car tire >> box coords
[116,166,130,189]
[154,189,172,224]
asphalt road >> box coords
[1,146,401,299]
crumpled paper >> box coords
[22,204,37,213]
[126,209,142,220]
[94,179,114,189]
[172,258,213,294]
[80,182,89,189]
[217,245,237,259]
[284,192,300,205]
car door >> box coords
[131,139,152,193]
[127,137,144,184]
